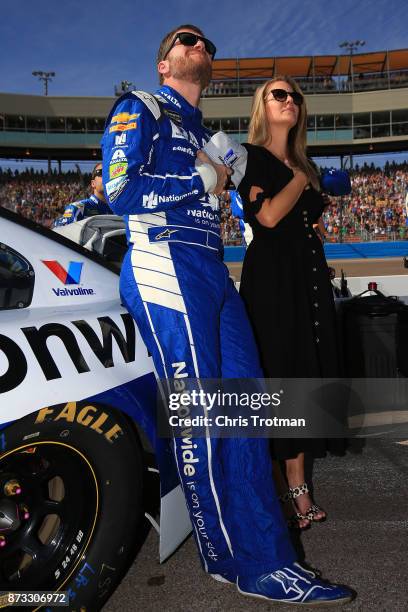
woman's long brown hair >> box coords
[247,75,320,190]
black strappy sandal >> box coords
[278,490,311,530]
[289,483,326,523]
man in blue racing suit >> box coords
[101,24,353,606]
[54,163,112,226]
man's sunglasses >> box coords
[265,88,303,106]
[92,168,103,178]
[163,32,217,60]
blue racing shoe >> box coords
[210,562,317,587]
[237,563,353,606]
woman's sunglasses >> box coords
[265,88,303,106]
[163,32,217,60]
[92,168,103,178]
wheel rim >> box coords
[0,441,99,590]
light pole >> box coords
[32,71,56,96]
[339,40,365,91]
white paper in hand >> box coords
[203,131,248,188]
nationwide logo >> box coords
[169,121,199,148]
[223,148,238,167]
[115,133,127,146]
[42,260,95,297]
[142,190,199,209]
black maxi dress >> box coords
[238,144,342,459]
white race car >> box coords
[0,209,191,609]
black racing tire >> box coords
[0,401,148,611]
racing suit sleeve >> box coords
[101,97,217,215]
[53,202,84,227]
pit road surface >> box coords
[105,438,408,612]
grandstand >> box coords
[0,47,407,246]
[202,48,408,155]
[1,48,408,160]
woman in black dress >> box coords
[238,76,340,528]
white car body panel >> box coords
[0,212,191,562]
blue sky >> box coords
[1,0,407,170]
[1,0,408,96]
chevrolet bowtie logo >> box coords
[155,229,179,241]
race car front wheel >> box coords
[0,401,148,610]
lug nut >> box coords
[20,505,30,520]
[4,479,22,496]
[0,536,6,548]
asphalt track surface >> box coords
[105,438,408,612]
[104,258,408,612]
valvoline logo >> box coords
[42,260,83,284]
[42,260,95,297]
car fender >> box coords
[0,208,191,561]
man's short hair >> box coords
[157,24,204,84]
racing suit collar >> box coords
[90,194,105,205]
[157,85,202,121]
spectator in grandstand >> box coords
[0,167,88,227]
[228,190,251,246]
[53,162,111,226]
[321,162,408,241]
[1,162,407,242]
[238,76,341,529]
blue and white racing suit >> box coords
[53,194,112,227]
[101,85,295,577]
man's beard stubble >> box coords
[169,53,212,89]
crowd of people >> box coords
[219,191,244,244]
[322,161,408,241]
[203,70,408,98]
[0,162,407,244]
[0,167,89,227]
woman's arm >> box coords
[251,169,309,228]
